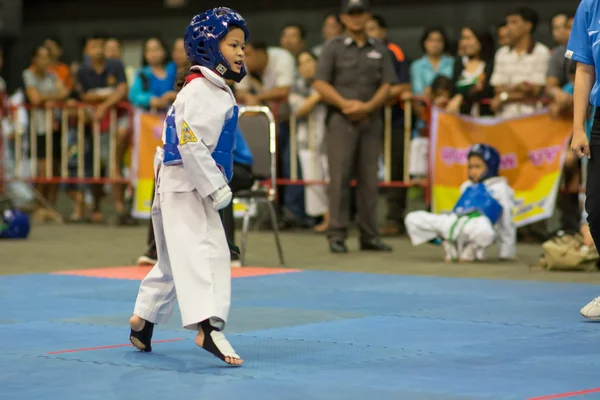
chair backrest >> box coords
[238,106,276,187]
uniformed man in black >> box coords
[314,0,397,253]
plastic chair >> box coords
[236,106,285,267]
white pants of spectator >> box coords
[133,149,231,331]
[405,211,496,261]
[297,105,329,217]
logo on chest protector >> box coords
[179,121,198,145]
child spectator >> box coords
[405,143,516,262]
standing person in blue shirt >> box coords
[567,0,600,319]
[129,37,178,111]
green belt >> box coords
[447,210,481,262]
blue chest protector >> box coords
[161,98,238,182]
[453,183,503,225]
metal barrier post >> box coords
[109,108,118,179]
[45,108,53,178]
[383,105,392,183]
[60,109,68,178]
[14,108,22,179]
[403,100,412,183]
[30,108,37,178]
[77,108,85,179]
[93,120,101,179]
[289,113,298,181]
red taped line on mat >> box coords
[528,387,600,400]
[47,338,183,354]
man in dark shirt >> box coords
[74,33,133,225]
[314,0,397,253]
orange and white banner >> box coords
[429,108,573,227]
[131,110,165,219]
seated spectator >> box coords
[23,45,68,223]
[72,33,132,225]
[43,36,73,95]
[129,37,177,111]
[280,24,307,58]
[410,27,454,97]
[313,13,344,57]
[446,26,495,116]
[289,51,329,232]
[489,7,550,119]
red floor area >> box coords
[53,265,301,280]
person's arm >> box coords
[410,59,425,96]
[364,48,396,111]
[312,40,347,109]
[255,86,290,103]
[568,0,595,157]
[22,71,63,106]
[178,83,229,199]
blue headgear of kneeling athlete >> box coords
[0,207,30,239]
[468,143,500,181]
[184,7,250,83]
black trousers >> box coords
[144,163,254,253]
[586,144,600,249]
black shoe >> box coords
[360,237,393,252]
[129,319,155,352]
[329,239,348,254]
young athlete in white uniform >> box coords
[128,7,248,366]
[405,144,516,262]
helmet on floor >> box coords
[0,208,30,239]
[468,143,500,181]
[184,7,249,82]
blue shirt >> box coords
[410,55,454,95]
[129,64,177,109]
[233,126,253,165]
[567,0,600,106]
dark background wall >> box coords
[0,0,580,92]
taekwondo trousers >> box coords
[134,149,231,330]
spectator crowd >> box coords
[0,4,587,259]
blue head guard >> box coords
[468,143,500,181]
[184,7,249,83]
[0,208,30,239]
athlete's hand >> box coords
[571,131,591,159]
[209,185,232,211]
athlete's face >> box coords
[468,155,487,183]
[219,28,246,73]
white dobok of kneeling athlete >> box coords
[405,143,516,262]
